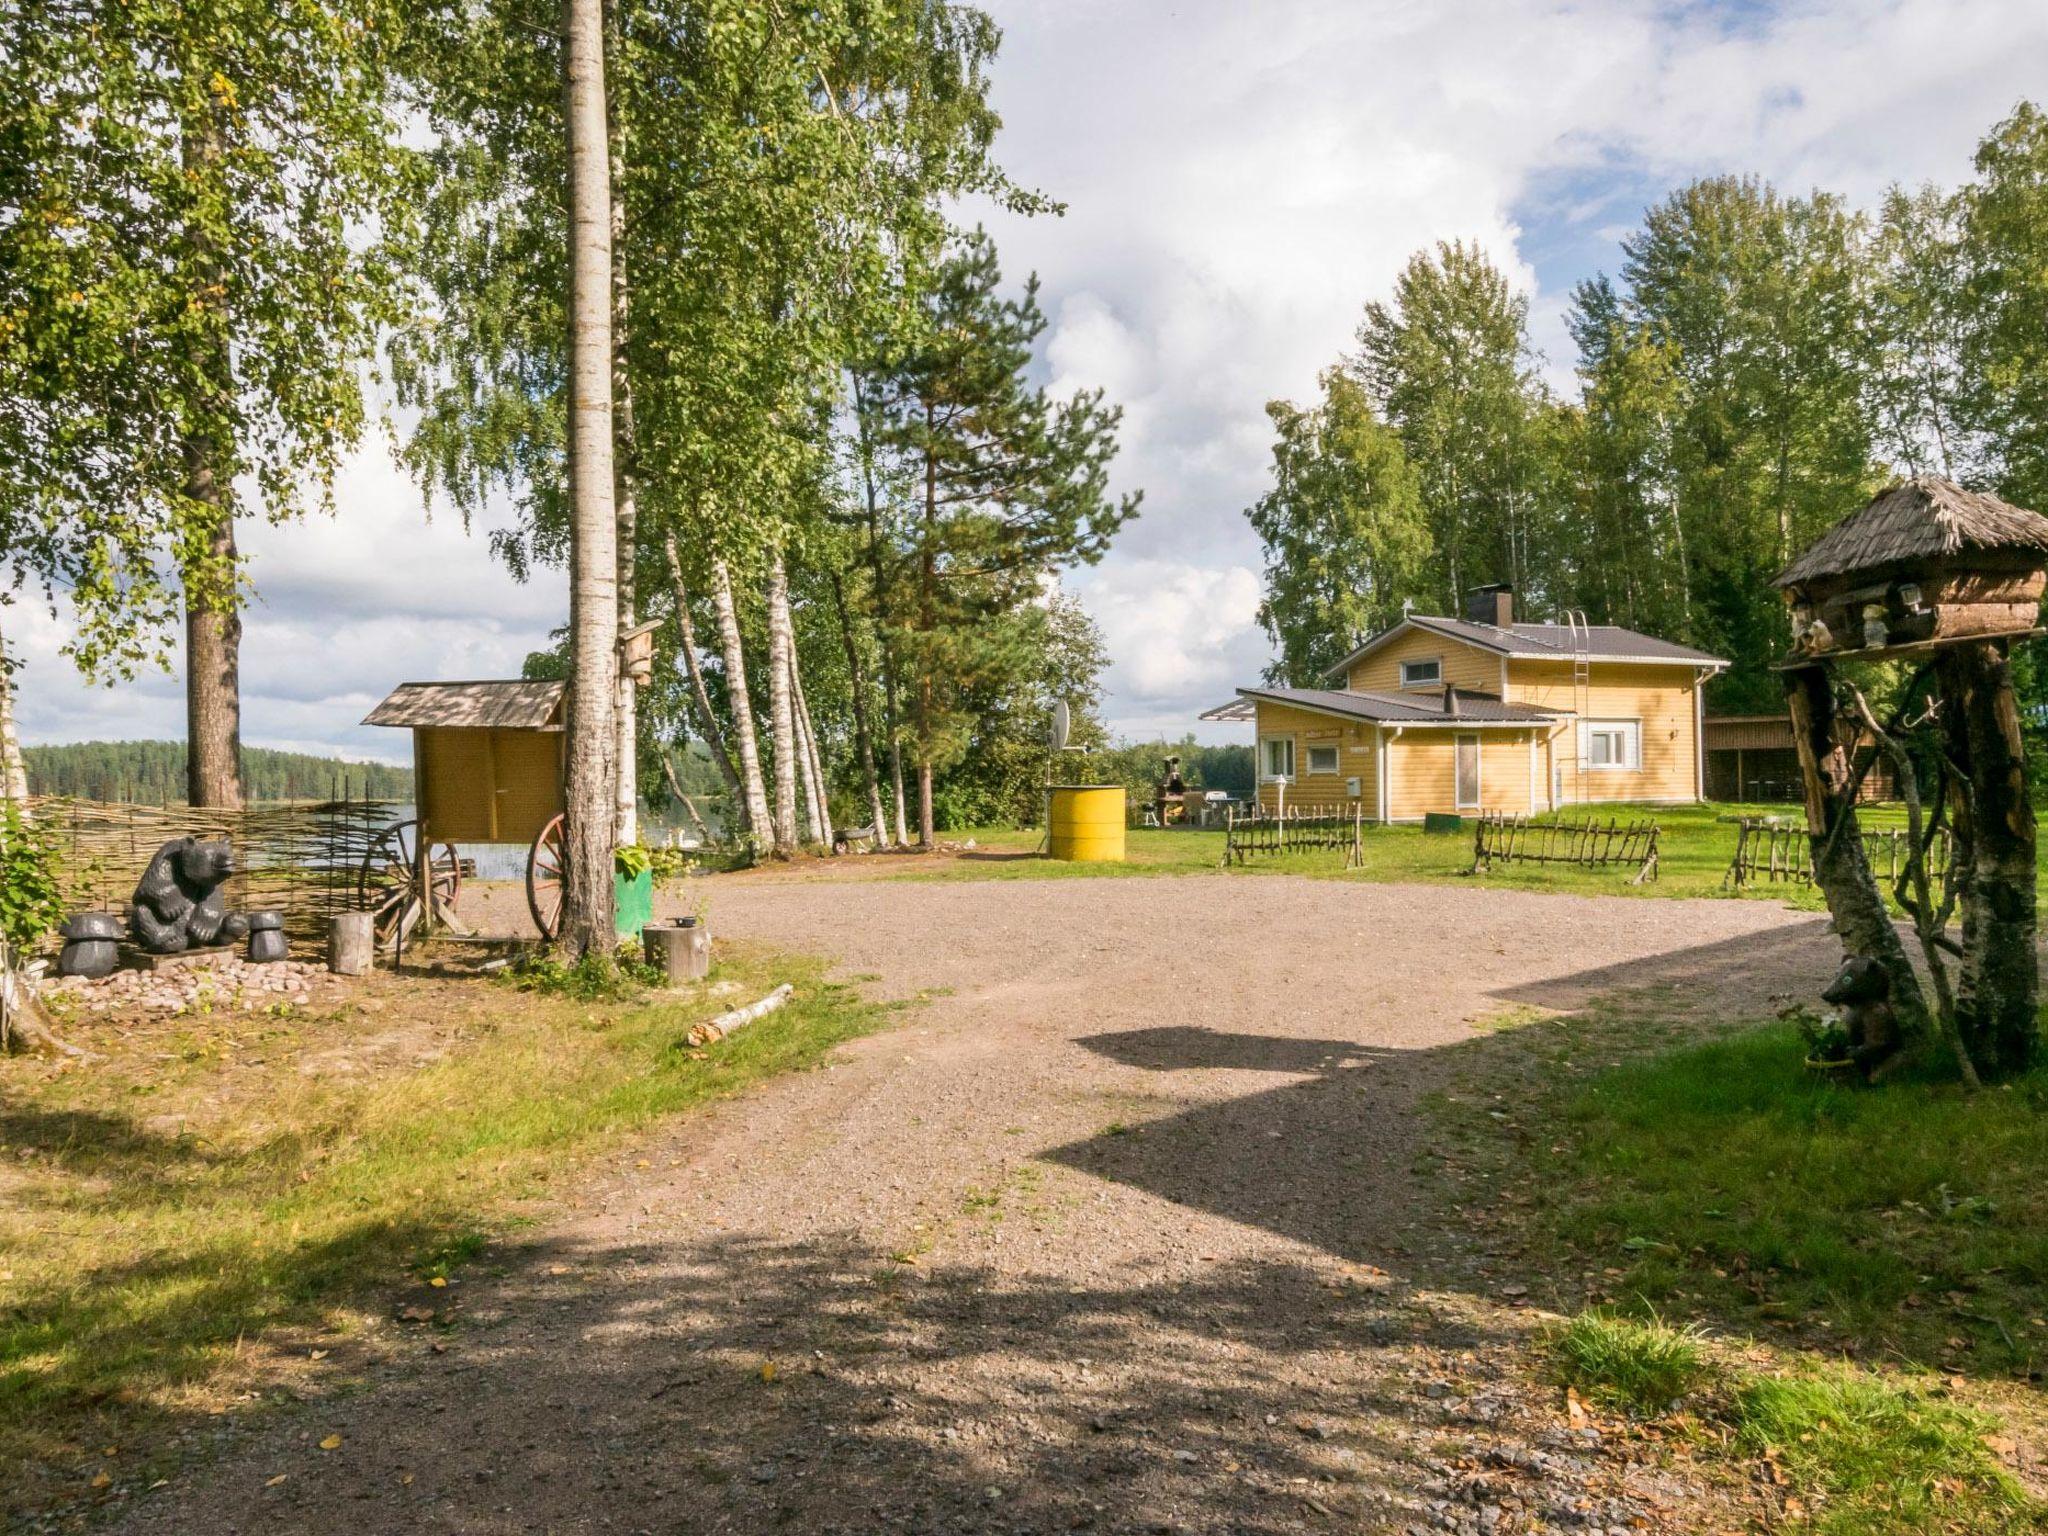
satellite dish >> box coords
[1049,699,1071,753]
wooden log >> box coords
[688,983,793,1046]
[328,912,374,976]
[643,920,710,984]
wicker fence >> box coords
[29,795,401,948]
[1223,804,1365,868]
[1722,816,1951,890]
[1470,812,1661,884]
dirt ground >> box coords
[97,875,1837,1536]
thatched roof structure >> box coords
[362,680,567,731]
[1775,476,2048,589]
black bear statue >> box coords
[129,837,250,955]
[1820,954,1902,1082]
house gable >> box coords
[1342,623,1503,695]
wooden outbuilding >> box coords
[1703,713,1895,803]
[362,679,567,845]
[1776,476,2048,660]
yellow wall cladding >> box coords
[1343,625,1503,695]
[1251,700,1377,814]
[1506,661,1701,804]
[1381,729,1543,820]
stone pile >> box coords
[42,955,340,1017]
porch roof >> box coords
[1200,685,1564,728]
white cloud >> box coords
[13,0,2048,757]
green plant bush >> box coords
[0,803,66,956]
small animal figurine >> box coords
[1820,954,1901,1081]
[57,912,120,978]
[128,837,250,955]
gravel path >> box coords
[101,876,1836,1536]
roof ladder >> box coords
[1565,611,1591,803]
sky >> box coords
[11,0,2048,763]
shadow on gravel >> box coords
[97,1232,1555,1536]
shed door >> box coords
[1455,734,1480,810]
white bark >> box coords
[789,640,833,847]
[0,615,27,809]
[662,533,745,817]
[561,0,620,951]
[711,557,775,851]
[611,173,639,848]
[764,553,799,849]
[687,983,793,1046]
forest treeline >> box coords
[1250,104,2048,713]
[22,742,413,805]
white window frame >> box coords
[1259,735,1295,782]
[1399,657,1443,689]
[1305,742,1340,777]
[1454,733,1481,810]
[1580,719,1641,772]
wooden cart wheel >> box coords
[526,813,566,942]
[358,819,462,950]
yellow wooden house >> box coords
[1203,586,1725,821]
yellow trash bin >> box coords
[1048,785,1127,862]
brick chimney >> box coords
[1465,583,1514,629]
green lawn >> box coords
[898,801,1966,910]
[1438,1006,2048,1534]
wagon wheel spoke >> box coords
[526,813,567,942]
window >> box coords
[1581,719,1640,770]
[1400,658,1442,689]
[1455,734,1481,808]
[1260,736,1295,780]
[1306,743,1339,776]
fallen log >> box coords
[687,983,793,1047]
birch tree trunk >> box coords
[790,672,823,844]
[764,553,800,850]
[610,142,639,848]
[0,615,27,809]
[711,557,774,851]
[789,640,833,847]
[559,0,620,952]
[662,533,745,818]
[1783,664,1930,1037]
[852,376,910,846]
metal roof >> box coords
[1209,685,1564,728]
[363,679,568,731]
[1321,614,1725,682]
[1774,475,2048,588]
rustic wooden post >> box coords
[329,912,374,976]
[1782,664,1931,1039]
[1936,643,2038,1075]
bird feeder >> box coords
[619,620,660,686]
[1775,476,2048,662]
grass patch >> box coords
[1732,1366,2032,1534]
[0,942,898,1521]
[1541,1310,1713,1415]
[1537,1022,2048,1375]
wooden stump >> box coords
[329,912,375,976]
[643,921,710,985]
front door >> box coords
[1455,734,1480,810]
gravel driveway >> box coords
[103,875,1836,1536]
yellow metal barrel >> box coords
[1047,784,1127,862]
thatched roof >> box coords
[362,680,566,731]
[1775,476,2048,589]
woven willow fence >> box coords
[1722,815,1951,890]
[28,795,401,948]
[1470,812,1661,884]
[1222,804,1365,867]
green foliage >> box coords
[0,0,421,674]
[22,741,411,803]
[612,843,653,880]
[0,803,65,955]
[1540,1311,1713,1416]
[1247,370,1429,684]
[502,945,662,1001]
[1965,101,2048,512]
[1354,240,1542,615]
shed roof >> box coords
[1774,476,2048,588]
[1201,685,1563,728]
[1320,614,1724,682]
[363,680,567,731]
